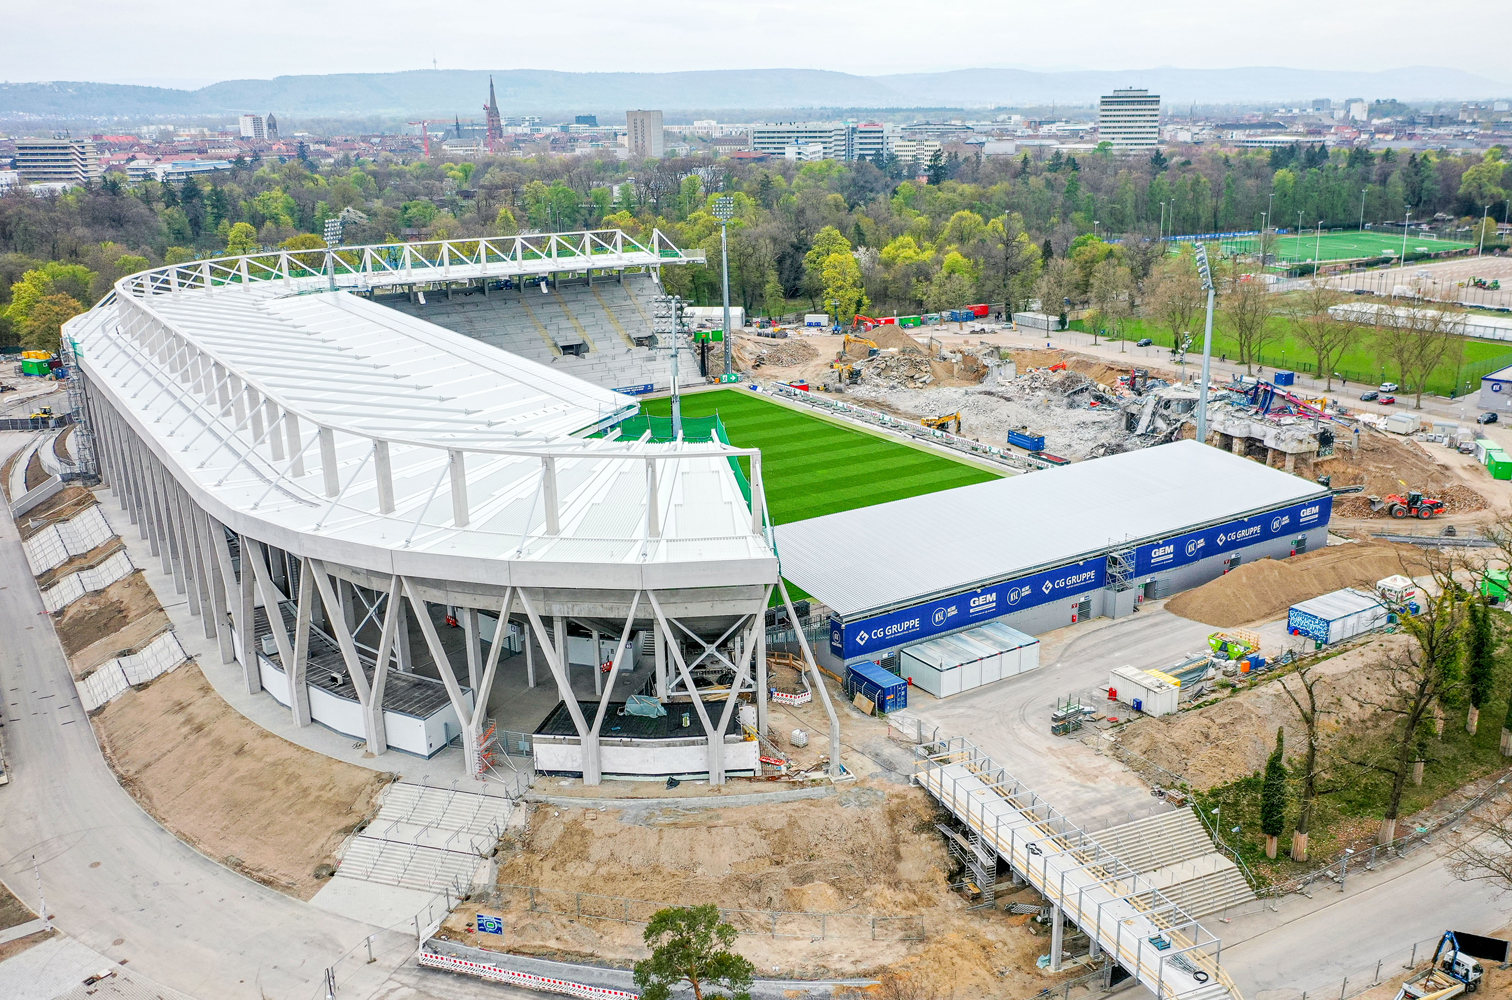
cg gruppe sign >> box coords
[830,558,1105,659]
[1133,498,1331,577]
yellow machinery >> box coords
[921,412,961,433]
[29,406,54,419]
[842,334,879,357]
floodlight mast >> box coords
[1194,243,1216,447]
[714,196,735,375]
[654,294,685,437]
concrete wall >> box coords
[533,735,758,779]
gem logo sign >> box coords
[1132,497,1331,577]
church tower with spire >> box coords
[484,77,503,152]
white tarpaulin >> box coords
[41,550,135,612]
[22,504,113,573]
[76,631,188,711]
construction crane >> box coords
[921,412,961,434]
[407,120,437,158]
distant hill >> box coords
[1,65,1505,120]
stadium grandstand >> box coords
[61,229,839,786]
[383,270,700,395]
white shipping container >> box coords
[1385,413,1419,435]
[804,313,830,327]
[1287,588,1388,644]
[898,622,1039,699]
[1107,665,1180,717]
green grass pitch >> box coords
[637,389,1001,524]
[1218,229,1479,264]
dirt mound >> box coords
[53,572,164,656]
[94,663,386,898]
[1116,634,1408,789]
[1325,431,1487,516]
[860,326,927,355]
[744,339,818,369]
[1165,542,1428,628]
[1008,348,1175,389]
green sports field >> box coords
[637,389,1000,524]
[1218,229,1478,264]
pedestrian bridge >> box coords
[914,736,1241,1000]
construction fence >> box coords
[472,884,927,941]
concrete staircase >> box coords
[332,781,515,894]
[382,276,702,395]
[1093,807,1256,917]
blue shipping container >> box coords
[1007,429,1046,452]
[1273,370,1295,387]
[845,661,908,714]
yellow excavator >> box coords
[842,334,879,357]
[921,412,961,433]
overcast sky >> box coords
[9,0,1511,86]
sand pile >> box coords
[1115,634,1409,789]
[746,339,818,369]
[1165,542,1429,628]
[860,326,928,355]
[53,572,165,656]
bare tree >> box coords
[1448,802,1512,891]
[1278,663,1341,862]
[1034,256,1079,325]
[1373,304,1468,408]
[1088,258,1134,344]
[1142,252,1204,347]
[1348,555,1468,844]
[1286,281,1358,390]
[1221,275,1276,374]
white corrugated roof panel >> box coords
[776,440,1327,617]
[1290,587,1382,622]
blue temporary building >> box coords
[844,660,908,714]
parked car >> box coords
[1359,390,1380,401]
[1379,382,1399,392]
[1136,338,1153,347]
[1379,394,1396,405]
[1479,412,1500,424]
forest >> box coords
[1,141,1508,353]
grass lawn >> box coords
[1217,229,1479,264]
[637,389,1000,524]
[1075,315,1512,398]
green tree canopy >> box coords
[633,905,754,1000]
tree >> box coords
[971,214,1040,314]
[1373,304,1466,408]
[1465,599,1495,735]
[925,149,946,186]
[1087,258,1133,343]
[633,905,754,1000]
[1286,281,1358,390]
[1351,555,1468,844]
[1034,257,1078,328]
[1448,805,1512,891]
[20,293,84,351]
[1260,728,1288,859]
[1222,274,1276,373]
[224,221,258,256]
[1142,252,1204,346]
[1279,663,1337,861]
[820,250,868,324]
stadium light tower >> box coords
[1194,242,1216,447]
[714,195,735,375]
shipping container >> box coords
[803,314,830,327]
[1011,312,1058,331]
[1107,665,1180,717]
[844,660,907,714]
[1272,370,1296,386]
[898,622,1039,699]
[1385,413,1419,435]
[1287,588,1387,644]
[1489,450,1512,480]
[1007,429,1046,452]
[20,359,50,376]
[1475,438,1497,464]
[968,304,990,318]
[898,315,923,328]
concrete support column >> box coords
[524,630,536,687]
[290,559,314,727]
[154,466,188,595]
[1230,434,1245,456]
[1284,450,1297,473]
[394,598,413,671]
[1089,935,1101,960]
[186,504,216,639]
[553,615,568,691]
[463,607,482,691]
[755,619,768,736]
[238,539,260,693]
[1049,905,1063,972]
[339,578,358,635]
[654,622,667,699]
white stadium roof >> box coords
[68,235,774,591]
[775,440,1328,618]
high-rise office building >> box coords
[1097,89,1161,148]
[238,114,267,142]
[626,110,664,158]
[14,138,102,185]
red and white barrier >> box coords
[770,689,811,707]
[418,949,638,999]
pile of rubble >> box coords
[855,353,935,388]
[746,340,818,369]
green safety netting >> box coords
[605,413,753,507]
